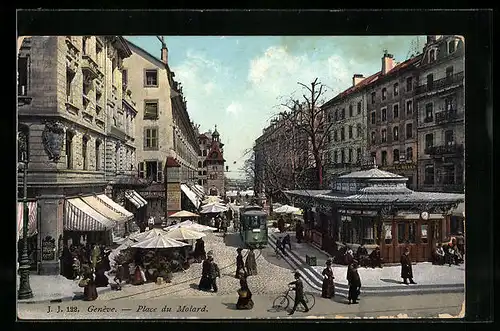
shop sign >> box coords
[166,183,181,211]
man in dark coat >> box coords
[400,247,416,284]
[235,248,246,278]
[208,256,220,293]
[194,238,207,262]
[369,246,383,268]
[288,272,309,315]
[245,247,258,276]
[295,222,304,243]
[346,260,361,304]
[283,234,292,251]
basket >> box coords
[238,290,248,298]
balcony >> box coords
[415,71,464,95]
[81,54,102,81]
[435,109,461,124]
[425,143,464,157]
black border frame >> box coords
[7,8,494,329]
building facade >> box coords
[201,127,226,196]
[323,73,372,182]
[17,36,136,274]
[415,35,465,193]
[366,52,422,190]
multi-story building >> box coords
[415,35,465,193]
[198,127,226,196]
[17,36,137,275]
[323,73,374,182]
[366,51,422,189]
[123,39,201,219]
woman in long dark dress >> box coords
[245,248,258,276]
[235,248,246,278]
[194,238,206,262]
[198,258,212,291]
[236,273,254,309]
[83,272,98,301]
[321,260,335,298]
[94,262,109,288]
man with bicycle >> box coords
[288,272,309,315]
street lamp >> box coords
[18,130,33,299]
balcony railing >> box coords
[435,109,460,124]
[415,71,464,95]
[425,143,464,156]
[81,55,102,80]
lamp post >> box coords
[18,135,33,299]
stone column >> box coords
[37,195,65,275]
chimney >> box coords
[381,50,395,75]
[352,74,365,87]
[161,45,168,64]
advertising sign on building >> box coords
[166,183,181,212]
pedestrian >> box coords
[400,246,416,285]
[295,221,304,243]
[235,248,246,278]
[283,234,292,251]
[346,260,361,304]
[80,271,98,301]
[113,263,125,290]
[245,247,258,276]
[208,256,221,293]
[72,255,81,280]
[321,260,335,298]
[91,244,101,270]
[194,238,207,262]
[236,271,254,310]
[132,265,145,286]
[288,272,309,315]
[94,262,109,288]
[198,257,212,291]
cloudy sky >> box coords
[126,36,426,179]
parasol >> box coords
[202,196,223,204]
[274,204,300,214]
[164,220,217,232]
[200,204,228,213]
[131,235,190,249]
[164,227,207,241]
[169,210,200,218]
[129,228,169,242]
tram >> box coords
[239,204,268,248]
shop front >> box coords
[286,167,464,263]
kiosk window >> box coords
[384,223,392,244]
[397,223,406,243]
[421,224,428,243]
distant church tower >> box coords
[205,125,226,196]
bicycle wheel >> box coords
[304,293,315,309]
[272,295,289,311]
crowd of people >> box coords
[432,237,464,266]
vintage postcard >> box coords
[16,33,465,320]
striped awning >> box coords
[17,201,37,240]
[181,184,201,208]
[65,198,115,232]
[80,195,128,224]
[125,190,147,208]
[95,194,134,220]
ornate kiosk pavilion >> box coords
[285,166,464,263]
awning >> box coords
[449,202,465,217]
[95,194,134,220]
[17,201,37,240]
[125,190,147,208]
[181,184,201,208]
[80,196,128,224]
[65,198,115,231]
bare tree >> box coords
[279,78,334,189]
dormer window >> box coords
[429,49,437,63]
[448,40,457,54]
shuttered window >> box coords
[144,127,158,150]
[144,100,159,120]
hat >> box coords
[326,260,332,265]
[294,272,301,278]
[237,248,243,252]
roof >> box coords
[199,133,209,139]
[166,156,181,167]
[125,38,165,69]
[339,168,404,179]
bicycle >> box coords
[274,244,282,259]
[272,286,316,312]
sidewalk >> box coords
[268,230,464,296]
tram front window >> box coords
[249,216,260,228]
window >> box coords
[115,145,120,172]
[446,66,454,79]
[66,69,75,101]
[144,69,158,87]
[144,100,159,120]
[408,222,416,243]
[424,164,434,184]
[96,43,103,68]
[334,150,338,163]
[348,148,353,163]
[143,160,163,182]
[406,100,413,115]
[202,150,207,156]
[425,133,434,150]
[450,216,464,235]
[348,126,353,139]
[357,124,362,138]
[406,147,413,161]
[18,57,28,96]
[425,103,434,122]
[406,123,413,139]
[391,150,398,164]
[381,129,387,143]
[393,104,399,118]
[381,108,387,122]
[18,125,29,162]
[357,101,362,114]
[443,165,455,185]
[341,108,345,119]
[371,92,376,104]
[138,162,144,178]
[371,131,376,144]
[370,151,376,163]
[334,110,338,121]
[340,127,345,141]
[406,77,412,92]
[397,223,406,243]
[407,175,413,189]
[381,151,387,166]
[82,37,88,55]
[445,130,454,146]
[198,161,202,168]
[349,105,353,117]
[384,223,393,244]
[429,49,436,63]
[356,148,362,162]
[426,74,434,90]
[144,127,158,150]
[445,97,455,111]
[341,149,345,163]
[111,58,117,85]
[393,126,399,141]
[65,131,73,169]
[122,69,128,89]
[398,223,416,244]
[371,111,376,124]
[448,40,456,54]
[382,88,387,100]
[393,83,399,96]
[82,135,88,170]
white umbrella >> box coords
[164,227,207,241]
[164,220,217,232]
[274,205,300,214]
[129,228,169,242]
[169,210,200,218]
[131,235,189,249]
[201,204,228,213]
[202,196,223,204]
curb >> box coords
[268,233,464,296]
[18,284,116,304]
